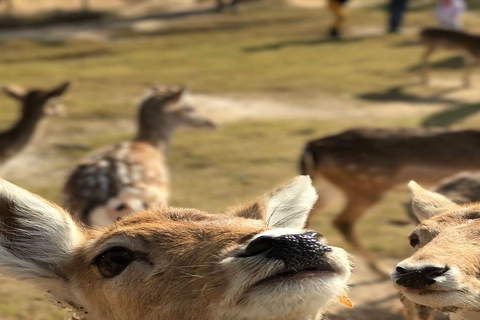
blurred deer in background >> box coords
[0,81,70,167]
[63,86,216,227]
[420,28,480,88]
[301,127,480,276]
[0,176,352,320]
[393,181,480,320]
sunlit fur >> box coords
[393,182,480,320]
[0,176,351,320]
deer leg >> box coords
[333,192,389,277]
[401,295,435,320]
[462,56,477,89]
[421,45,435,86]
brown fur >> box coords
[0,177,351,320]
[63,86,216,226]
[301,127,480,276]
[420,28,480,88]
[0,82,70,166]
[394,182,480,320]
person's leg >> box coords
[328,0,346,38]
[389,0,408,32]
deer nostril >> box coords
[396,266,407,274]
[240,236,275,257]
[425,266,450,280]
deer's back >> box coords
[421,28,480,55]
[305,127,480,170]
[63,141,169,222]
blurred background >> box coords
[0,0,479,319]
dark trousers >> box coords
[389,0,409,31]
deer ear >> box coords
[0,179,82,287]
[46,81,71,99]
[164,87,186,104]
[3,85,26,101]
[408,181,460,222]
[234,176,318,229]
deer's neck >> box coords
[0,107,45,160]
[450,311,480,320]
[133,118,176,153]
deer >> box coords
[0,176,353,320]
[392,181,480,320]
[0,81,70,167]
[63,86,216,227]
[420,28,480,88]
[300,127,480,277]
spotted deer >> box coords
[300,127,480,276]
[0,81,70,167]
[420,28,480,88]
[0,176,352,320]
[63,86,216,227]
[392,181,480,320]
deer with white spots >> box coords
[0,81,70,167]
[300,127,480,276]
[392,181,480,320]
[63,86,216,227]
[0,176,352,320]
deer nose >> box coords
[395,265,450,290]
[240,232,332,270]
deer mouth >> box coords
[245,261,340,293]
[252,266,337,288]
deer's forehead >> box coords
[87,209,266,251]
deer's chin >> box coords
[399,288,475,310]
[232,248,351,319]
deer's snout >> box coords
[394,264,450,290]
[240,231,333,271]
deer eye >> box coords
[94,247,134,278]
[409,233,420,248]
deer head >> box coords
[0,176,351,320]
[135,86,216,149]
[392,181,480,317]
[3,81,70,117]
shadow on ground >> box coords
[408,55,465,72]
[0,10,110,29]
[422,102,480,127]
[243,35,383,52]
[358,84,459,105]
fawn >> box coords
[420,28,480,88]
[63,86,216,227]
[0,176,352,320]
[0,81,70,166]
[300,127,480,276]
[393,181,480,320]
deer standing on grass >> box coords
[301,127,480,276]
[0,81,70,166]
[63,86,216,227]
[392,181,480,320]
[420,28,480,88]
[0,176,353,320]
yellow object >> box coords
[338,294,354,308]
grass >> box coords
[0,0,480,318]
